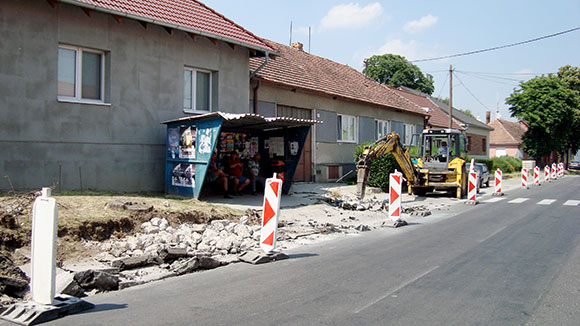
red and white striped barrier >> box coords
[533,166,540,185]
[521,168,528,189]
[259,174,283,254]
[493,168,503,196]
[388,171,403,222]
[551,163,557,180]
[544,165,550,182]
[468,171,478,203]
[558,162,564,177]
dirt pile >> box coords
[0,252,29,298]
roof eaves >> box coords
[59,0,280,56]
[255,77,428,117]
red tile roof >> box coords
[249,40,427,116]
[488,119,527,145]
[393,88,464,129]
[63,0,275,53]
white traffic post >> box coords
[388,170,403,222]
[521,168,528,189]
[493,168,503,196]
[259,174,283,254]
[467,171,478,203]
[551,163,557,180]
[533,166,540,186]
[544,165,550,182]
[558,163,564,177]
[31,187,58,305]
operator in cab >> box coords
[437,141,448,160]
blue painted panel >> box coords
[165,117,222,198]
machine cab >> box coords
[419,129,466,170]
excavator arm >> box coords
[356,132,419,199]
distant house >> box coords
[249,41,428,182]
[0,0,275,191]
[397,87,493,158]
[487,118,528,159]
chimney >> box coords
[291,42,304,51]
[486,111,491,124]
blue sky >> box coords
[203,0,580,122]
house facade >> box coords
[487,117,528,158]
[397,87,493,159]
[0,0,274,191]
[250,41,428,182]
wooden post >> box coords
[449,64,453,129]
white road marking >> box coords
[479,226,507,243]
[483,197,505,203]
[354,265,440,314]
[563,200,580,206]
[537,199,556,205]
[508,198,529,204]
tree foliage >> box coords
[506,72,580,159]
[363,54,435,95]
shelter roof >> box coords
[162,112,320,132]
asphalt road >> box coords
[17,176,580,325]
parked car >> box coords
[570,161,580,170]
[466,163,491,192]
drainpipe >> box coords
[253,79,260,114]
[250,53,269,114]
[249,52,269,79]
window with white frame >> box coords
[376,120,390,140]
[403,123,415,145]
[337,114,357,143]
[184,68,212,112]
[58,45,106,102]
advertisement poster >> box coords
[172,163,195,188]
[167,127,180,159]
[197,128,213,156]
[179,126,196,159]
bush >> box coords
[354,142,401,191]
[475,158,493,171]
[491,156,523,173]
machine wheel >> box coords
[413,187,428,196]
[459,165,468,199]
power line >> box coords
[454,71,519,87]
[437,72,449,98]
[411,26,580,63]
[454,70,550,76]
[454,73,492,111]
[456,70,522,82]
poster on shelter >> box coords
[179,126,196,159]
[171,163,195,188]
[196,128,213,156]
[167,127,180,159]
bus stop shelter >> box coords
[162,112,320,198]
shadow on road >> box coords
[286,253,319,260]
[77,303,128,315]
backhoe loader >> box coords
[356,128,469,199]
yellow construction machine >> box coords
[356,128,469,199]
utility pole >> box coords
[449,64,453,129]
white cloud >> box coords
[295,26,313,36]
[403,14,438,34]
[320,3,383,30]
[377,39,421,60]
[514,68,532,74]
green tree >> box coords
[363,54,435,95]
[506,73,580,160]
[558,65,580,156]
[558,65,580,93]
